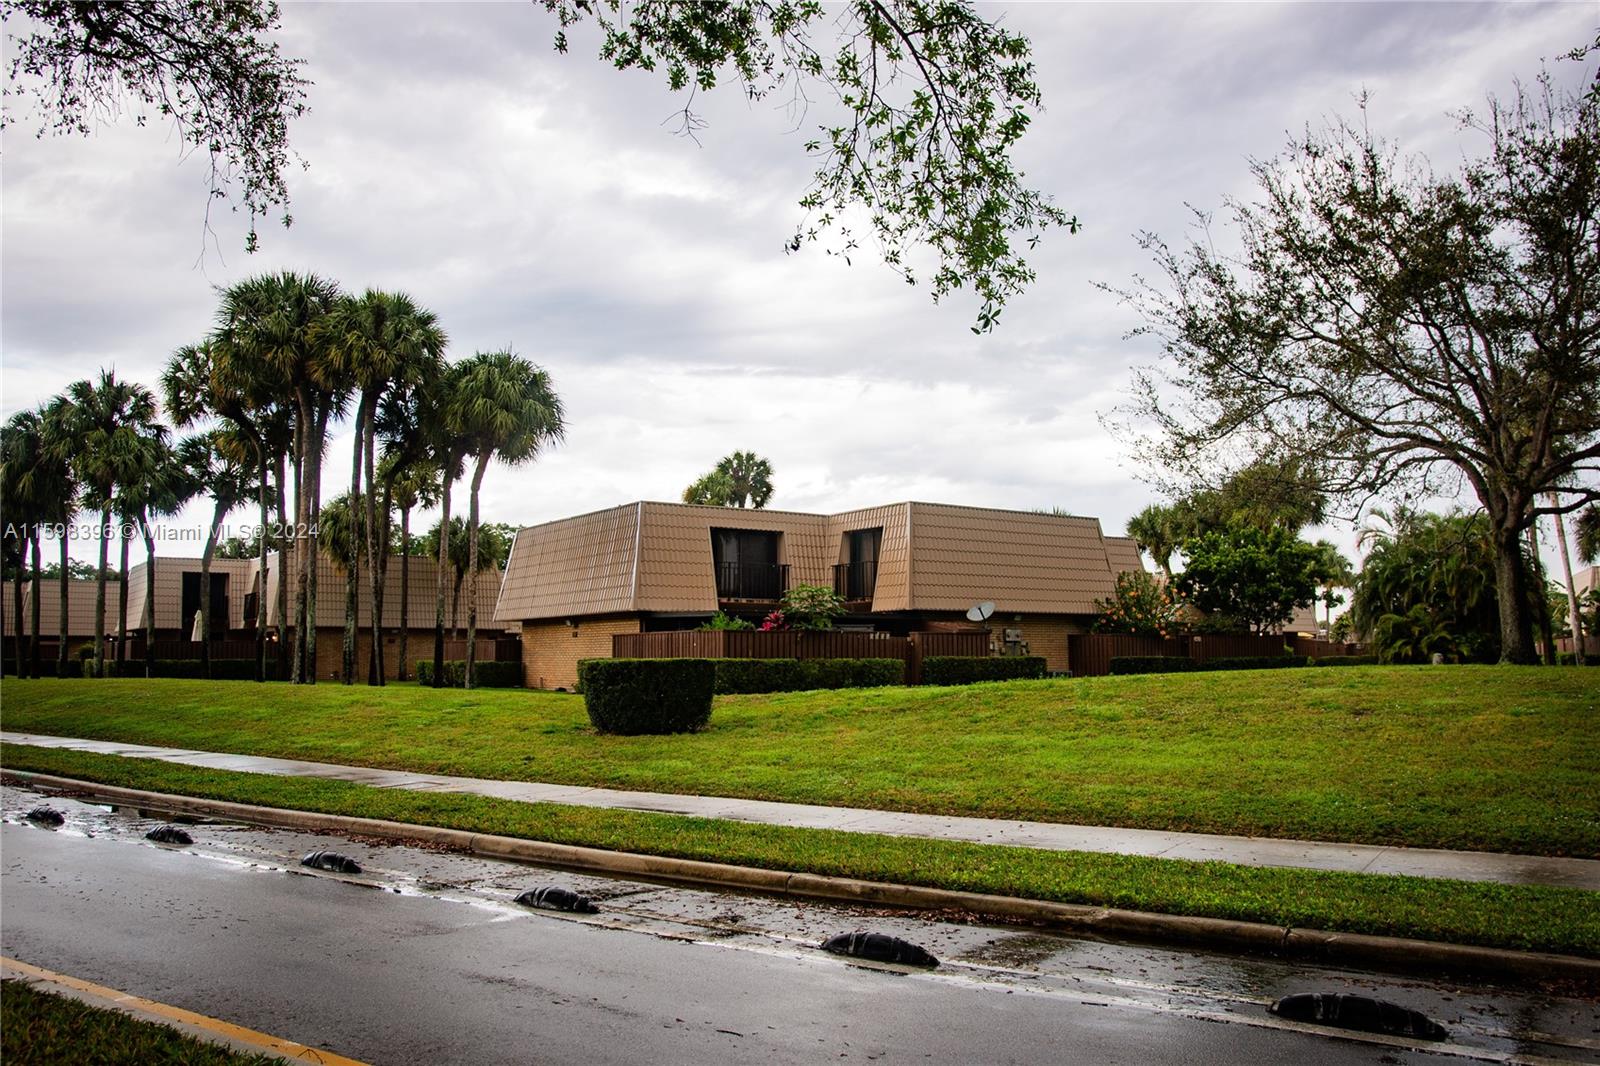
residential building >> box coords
[496,501,1147,689]
[2,577,100,666]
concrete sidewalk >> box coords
[5,731,1597,890]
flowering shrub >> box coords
[758,610,787,631]
[1094,570,1184,637]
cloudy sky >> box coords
[3,2,1596,573]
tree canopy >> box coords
[683,450,775,508]
[1114,65,1600,662]
[3,0,308,248]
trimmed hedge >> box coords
[713,657,904,694]
[81,659,282,680]
[1109,655,1196,675]
[922,656,1048,686]
[1111,654,1311,675]
[1313,654,1380,667]
[1200,655,1308,671]
[414,660,523,688]
[579,658,715,735]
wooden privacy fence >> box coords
[612,629,990,684]
[1291,636,1368,659]
[1065,633,1300,678]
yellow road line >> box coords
[1,956,370,1065]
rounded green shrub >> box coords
[580,658,715,735]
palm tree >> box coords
[178,430,260,678]
[128,440,194,678]
[1125,503,1181,579]
[215,272,344,683]
[446,350,564,687]
[1307,539,1355,638]
[111,423,171,673]
[683,451,774,508]
[1577,505,1599,565]
[0,411,47,676]
[320,290,448,685]
[61,370,161,678]
[428,363,470,687]
[39,399,78,677]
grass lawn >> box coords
[2,666,1596,856]
[1,979,278,1065]
[6,743,1597,958]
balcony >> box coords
[715,561,790,601]
[833,560,878,602]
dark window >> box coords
[835,528,881,600]
[181,572,230,638]
[710,530,787,600]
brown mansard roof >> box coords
[496,501,1147,623]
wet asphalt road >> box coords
[2,787,1596,1065]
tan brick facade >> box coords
[521,615,640,690]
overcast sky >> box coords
[3,2,1596,576]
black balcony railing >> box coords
[833,560,878,601]
[716,561,789,601]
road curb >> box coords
[8,769,1597,990]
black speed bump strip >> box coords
[300,851,363,874]
[821,931,939,968]
[515,886,599,913]
[145,825,194,845]
[1268,993,1447,1040]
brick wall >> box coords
[521,615,641,690]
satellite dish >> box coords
[965,601,995,623]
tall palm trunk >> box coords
[141,514,157,678]
[292,400,310,683]
[9,539,25,676]
[201,497,227,680]
[464,454,488,689]
[363,405,385,685]
[342,402,366,684]
[397,505,412,682]
[274,453,290,679]
[56,535,68,677]
[256,451,270,682]
[93,504,110,678]
[432,472,454,687]
[29,530,42,677]
[307,404,331,683]
[1526,523,1556,665]
[116,530,130,674]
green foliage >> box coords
[683,450,774,508]
[1115,70,1600,663]
[1313,655,1379,667]
[6,668,1598,856]
[1108,656,1195,675]
[1111,654,1303,674]
[1577,505,1600,565]
[1199,655,1305,671]
[921,656,1046,685]
[712,657,904,694]
[1352,510,1510,664]
[1093,569,1182,637]
[779,583,846,630]
[2,0,309,250]
[1175,525,1320,633]
[697,611,756,632]
[546,0,1073,332]
[84,659,281,680]
[578,658,715,734]
[414,660,523,688]
[3,978,279,1066]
